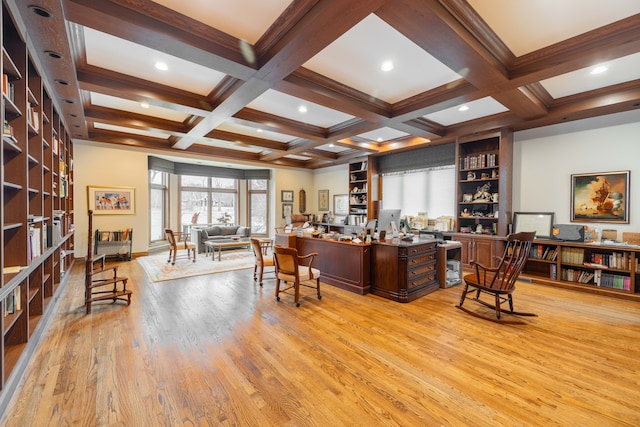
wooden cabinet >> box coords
[296,237,371,294]
[455,129,512,236]
[447,233,504,269]
[371,239,438,302]
[348,157,378,224]
[522,240,640,301]
[1,2,74,411]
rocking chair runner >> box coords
[458,231,536,320]
[85,210,132,314]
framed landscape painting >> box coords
[88,186,136,215]
[571,171,629,223]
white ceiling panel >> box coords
[247,89,354,127]
[84,27,226,95]
[468,0,640,56]
[540,52,640,98]
[150,0,291,44]
[304,14,462,103]
[423,97,508,126]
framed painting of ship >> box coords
[571,171,629,223]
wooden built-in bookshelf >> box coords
[1,1,74,412]
[522,240,640,301]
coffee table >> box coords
[205,239,251,261]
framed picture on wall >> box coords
[281,190,294,202]
[282,203,293,218]
[571,170,629,223]
[334,194,348,215]
[88,186,136,215]
[318,189,329,211]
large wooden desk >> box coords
[295,236,371,294]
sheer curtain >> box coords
[381,166,455,218]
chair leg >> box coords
[495,294,501,319]
[167,249,173,263]
[294,280,300,307]
[459,283,469,307]
[258,265,264,286]
[253,264,258,281]
[275,278,281,301]
[508,294,514,313]
[316,278,322,299]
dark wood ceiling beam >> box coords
[204,129,289,152]
[64,0,256,79]
[77,67,211,116]
[233,108,328,140]
[85,105,187,134]
[512,80,640,131]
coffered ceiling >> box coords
[11,0,640,169]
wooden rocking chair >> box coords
[85,210,132,314]
[458,231,536,320]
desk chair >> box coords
[273,245,321,307]
[458,231,536,320]
[165,228,196,265]
[250,238,274,286]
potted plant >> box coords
[217,212,232,224]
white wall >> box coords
[513,109,640,238]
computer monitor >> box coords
[377,209,401,236]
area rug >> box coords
[137,250,255,282]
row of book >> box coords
[561,268,594,284]
[95,229,132,242]
[559,268,631,290]
[2,73,15,102]
[530,244,558,261]
[459,153,497,170]
[589,252,631,270]
[4,286,21,317]
[560,247,585,264]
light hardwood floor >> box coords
[1,256,639,426]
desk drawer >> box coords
[408,260,436,277]
[407,244,436,256]
[407,252,435,267]
[407,271,436,290]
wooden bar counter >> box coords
[293,236,371,295]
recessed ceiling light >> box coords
[298,105,307,113]
[590,65,608,75]
[458,105,469,112]
[154,61,168,71]
[376,137,383,142]
[381,60,394,72]
[329,143,334,147]
[256,128,263,133]
[140,102,150,108]
[29,5,52,18]
[45,50,63,59]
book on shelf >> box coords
[2,74,14,101]
[3,265,26,274]
[4,286,21,316]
